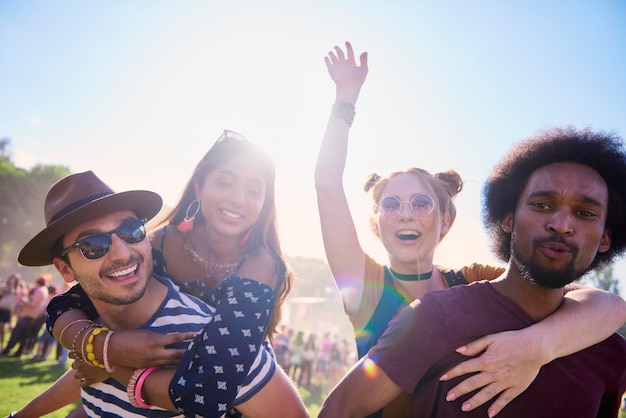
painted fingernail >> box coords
[446,392,455,401]
[461,402,471,411]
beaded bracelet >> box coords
[58,318,93,345]
[127,367,147,408]
[103,330,116,373]
[134,366,160,408]
[71,323,97,359]
[85,327,109,368]
[79,326,94,361]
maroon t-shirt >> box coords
[369,281,626,417]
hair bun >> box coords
[363,173,381,193]
[434,170,463,199]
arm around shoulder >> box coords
[544,284,626,358]
[439,284,626,416]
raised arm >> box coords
[441,285,626,416]
[315,41,369,315]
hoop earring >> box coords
[177,199,201,233]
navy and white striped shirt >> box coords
[81,274,275,418]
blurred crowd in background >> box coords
[271,325,357,393]
[0,272,70,364]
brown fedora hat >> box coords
[18,170,163,266]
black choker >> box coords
[389,268,433,281]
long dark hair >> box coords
[158,133,294,335]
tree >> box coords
[0,138,70,280]
[582,265,620,296]
[581,266,626,337]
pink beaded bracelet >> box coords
[134,366,160,408]
[127,367,147,408]
[102,330,116,373]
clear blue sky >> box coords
[1,0,625,292]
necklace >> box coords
[389,267,433,281]
[183,235,243,279]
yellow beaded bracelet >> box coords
[85,326,109,368]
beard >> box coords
[511,235,582,289]
[75,255,151,305]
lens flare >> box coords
[363,358,379,379]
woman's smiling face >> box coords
[375,172,448,265]
[197,155,266,238]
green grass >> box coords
[297,384,327,417]
[0,353,80,417]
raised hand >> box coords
[324,41,368,99]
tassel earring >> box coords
[177,199,200,233]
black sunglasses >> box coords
[60,218,147,260]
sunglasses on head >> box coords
[60,218,147,260]
[379,194,436,218]
[213,129,248,146]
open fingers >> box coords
[345,41,354,62]
[359,52,368,68]
[333,45,346,61]
[449,379,504,409]
[457,386,520,417]
[440,357,482,381]
[482,388,521,417]
[455,334,492,357]
[444,372,495,402]
[325,50,339,65]
[455,382,503,413]
[325,42,368,70]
